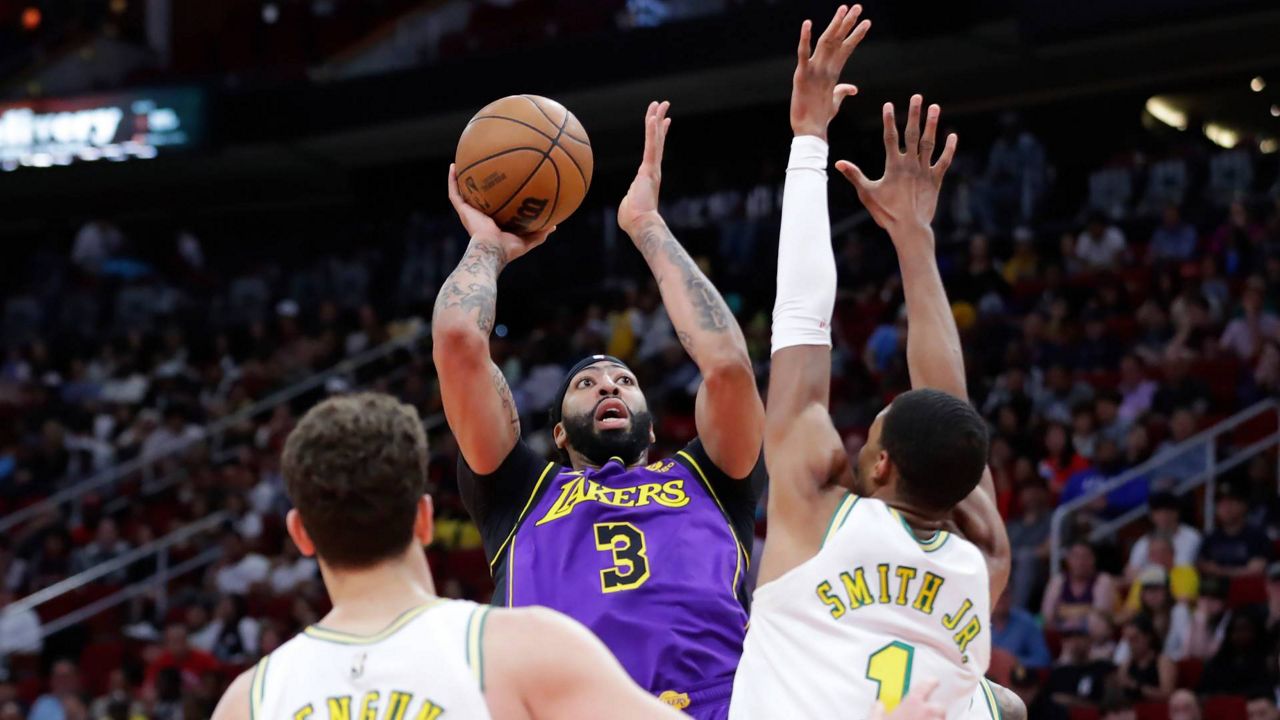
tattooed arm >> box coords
[433,164,554,475]
[618,102,763,479]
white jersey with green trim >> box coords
[249,598,493,720]
[730,494,996,720]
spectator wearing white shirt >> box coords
[1127,492,1203,579]
[72,519,132,584]
[1221,277,1280,361]
[212,532,270,596]
[190,595,259,664]
[0,587,41,659]
[269,539,318,595]
[224,494,262,543]
[1076,212,1128,270]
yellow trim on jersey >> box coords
[981,678,1002,720]
[676,449,749,594]
[303,600,442,645]
[488,461,557,574]
[887,507,950,553]
[466,606,491,691]
[249,654,269,720]
[821,494,859,547]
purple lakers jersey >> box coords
[459,440,759,702]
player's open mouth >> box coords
[594,398,631,430]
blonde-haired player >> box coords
[730,6,1023,720]
[210,393,683,720]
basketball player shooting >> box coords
[434,102,764,719]
[210,393,682,720]
[729,6,1022,720]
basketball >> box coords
[455,95,594,234]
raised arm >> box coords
[756,6,870,586]
[432,166,554,474]
[617,102,763,480]
[836,96,1010,600]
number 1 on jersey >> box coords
[866,641,914,712]
[594,522,650,593]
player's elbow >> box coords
[432,319,489,371]
[700,350,755,392]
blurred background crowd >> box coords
[1,0,1280,719]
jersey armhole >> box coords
[466,606,492,693]
[980,678,1003,720]
[248,654,270,720]
[820,493,859,548]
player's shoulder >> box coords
[210,664,255,720]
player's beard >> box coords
[561,408,654,468]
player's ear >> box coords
[553,422,568,450]
[285,509,317,558]
[414,495,435,546]
[872,450,892,487]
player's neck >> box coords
[315,546,437,634]
[568,449,648,471]
[883,500,947,537]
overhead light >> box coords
[21,7,41,31]
[1145,97,1187,131]
[262,3,279,24]
[1251,76,1267,92]
[1262,138,1279,155]
[1204,122,1239,149]
[1271,105,1280,118]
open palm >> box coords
[836,95,957,234]
[618,101,670,235]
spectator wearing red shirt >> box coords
[144,623,220,692]
[1039,422,1091,497]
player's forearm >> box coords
[629,213,751,372]
[894,225,967,400]
[432,237,505,350]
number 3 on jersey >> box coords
[594,522,650,593]
[866,641,915,712]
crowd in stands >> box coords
[1,108,1280,719]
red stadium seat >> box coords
[1135,702,1168,720]
[1044,628,1062,659]
[1228,575,1266,608]
[1068,706,1100,720]
[987,648,1017,687]
[79,641,125,696]
[1176,658,1204,689]
[1203,695,1247,719]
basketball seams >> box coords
[536,154,562,232]
[468,115,591,189]
[489,112,570,223]
[456,146,548,179]
[520,95,592,146]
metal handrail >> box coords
[1049,398,1280,571]
[36,547,223,642]
[0,323,429,533]
[7,511,229,616]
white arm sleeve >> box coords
[771,135,836,355]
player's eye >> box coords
[577,378,593,389]
[619,376,634,385]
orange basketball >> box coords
[455,95,593,235]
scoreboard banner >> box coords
[0,87,206,171]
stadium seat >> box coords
[1228,575,1266,608]
[1134,702,1168,720]
[1068,706,1100,720]
[79,640,125,695]
[1175,658,1204,689]
[1203,695,1247,718]
[987,648,1017,686]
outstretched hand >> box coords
[791,4,871,140]
[868,679,945,720]
[835,95,957,237]
[619,101,671,236]
[447,163,554,264]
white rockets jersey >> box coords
[250,598,493,720]
[731,494,999,720]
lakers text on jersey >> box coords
[730,495,997,720]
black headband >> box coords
[548,354,631,425]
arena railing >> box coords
[7,511,229,642]
[0,321,429,535]
[1048,398,1280,572]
